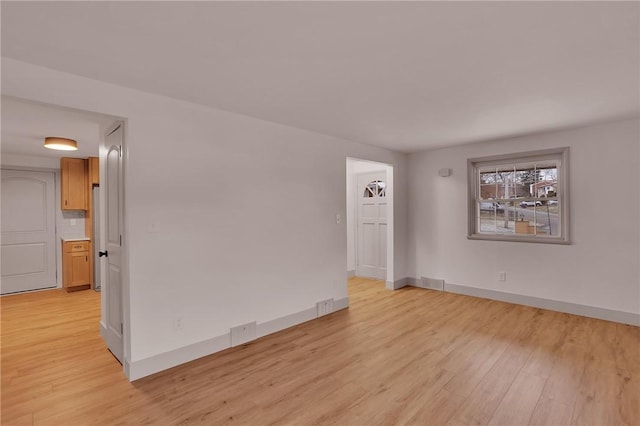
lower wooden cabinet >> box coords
[62,241,90,290]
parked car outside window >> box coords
[519,200,542,208]
[479,202,504,213]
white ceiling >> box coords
[2,2,638,153]
[1,96,113,159]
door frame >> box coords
[346,158,394,288]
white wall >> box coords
[1,153,59,169]
[1,58,408,373]
[407,118,640,316]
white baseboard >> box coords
[444,282,640,326]
[127,297,351,381]
[402,278,639,326]
[386,277,412,290]
[347,270,356,278]
[416,277,445,291]
[128,333,231,381]
[333,296,349,311]
[257,307,317,338]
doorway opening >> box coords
[0,96,127,372]
[346,158,394,292]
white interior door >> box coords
[356,172,387,280]
[103,124,124,362]
[1,170,57,294]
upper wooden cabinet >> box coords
[61,157,88,210]
[88,157,100,186]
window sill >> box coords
[467,234,571,245]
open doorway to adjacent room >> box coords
[0,95,126,366]
[346,158,394,293]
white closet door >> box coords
[1,169,57,294]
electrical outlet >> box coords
[499,271,506,282]
[230,321,257,347]
[335,213,341,224]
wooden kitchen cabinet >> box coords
[61,157,88,210]
[88,156,100,185]
[62,241,90,290]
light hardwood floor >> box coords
[2,277,638,425]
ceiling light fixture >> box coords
[44,137,78,151]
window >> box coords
[467,148,570,244]
[364,180,386,198]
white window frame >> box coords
[467,147,570,244]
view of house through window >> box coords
[468,148,569,243]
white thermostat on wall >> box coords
[438,168,452,177]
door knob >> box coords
[99,250,108,258]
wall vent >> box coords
[316,299,334,317]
